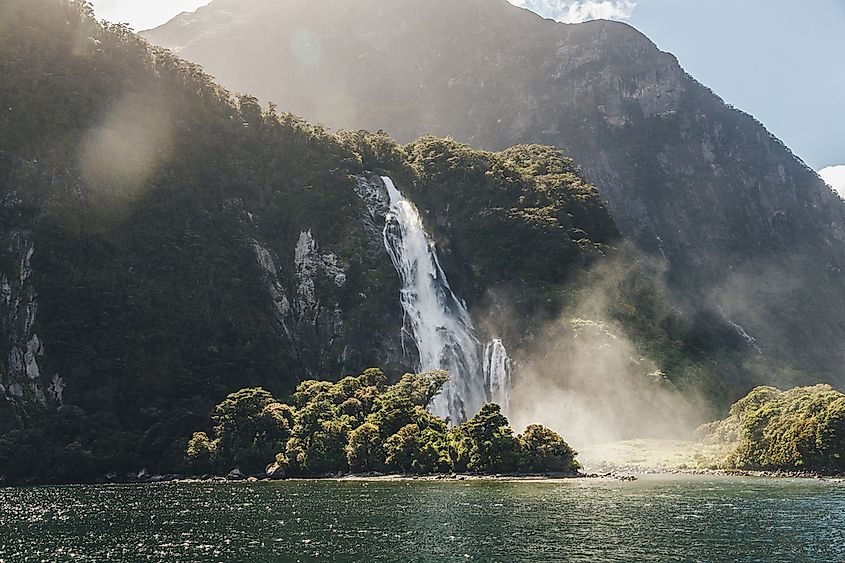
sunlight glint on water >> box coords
[0,477,843,562]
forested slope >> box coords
[0,0,730,483]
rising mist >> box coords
[503,256,707,450]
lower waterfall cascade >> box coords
[483,339,512,414]
[380,176,512,423]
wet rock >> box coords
[227,468,245,481]
[353,176,390,220]
[265,462,286,480]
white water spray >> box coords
[380,176,511,423]
[483,339,512,414]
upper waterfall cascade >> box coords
[380,176,511,423]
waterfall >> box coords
[483,339,512,414]
[380,176,511,423]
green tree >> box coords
[518,424,579,473]
[451,403,520,473]
[292,381,336,409]
[185,431,215,474]
[382,371,450,407]
[208,387,284,474]
[358,368,389,391]
[367,396,418,438]
[384,424,422,473]
[297,417,352,475]
[255,403,294,464]
[703,385,845,472]
[815,398,845,471]
[367,372,450,438]
[346,422,384,472]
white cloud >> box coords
[819,165,845,197]
[507,0,638,23]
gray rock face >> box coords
[353,175,395,264]
[0,231,64,413]
[252,240,294,342]
[294,230,347,325]
[353,175,390,220]
[146,0,845,383]
[248,182,414,380]
[251,233,348,377]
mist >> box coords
[502,258,705,450]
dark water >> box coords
[0,475,843,562]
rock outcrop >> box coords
[0,230,64,421]
[251,231,356,379]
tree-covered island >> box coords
[185,369,580,479]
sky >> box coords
[89,0,210,31]
[91,0,844,194]
[509,0,845,195]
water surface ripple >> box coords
[0,475,842,562]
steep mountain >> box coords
[0,0,729,483]
[145,0,845,385]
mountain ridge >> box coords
[145,0,845,385]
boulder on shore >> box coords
[265,462,286,480]
[226,468,244,480]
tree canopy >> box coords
[187,369,581,477]
[699,385,845,472]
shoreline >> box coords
[92,468,845,486]
[582,465,845,481]
[186,471,844,484]
[5,468,845,488]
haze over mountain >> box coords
[144,0,845,386]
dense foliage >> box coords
[0,0,386,484]
[187,370,580,477]
[404,138,617,286]
[699,385,845,472]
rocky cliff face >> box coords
[146,0,845,385]
[0,229,65,420]
[248,175,415,381]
